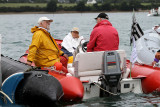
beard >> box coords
[46,25,50,30]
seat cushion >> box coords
[78,70,102,77]
[80,76,100,82]
[74,51,104,72]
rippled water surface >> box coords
[0,12,160,107]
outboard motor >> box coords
[100,51,122,97]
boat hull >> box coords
[1,55,63,106]
[46,69,84,102]
[127,60,160,93]
[19,50,84,102]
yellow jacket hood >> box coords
[31,26,48,34]
[31,26,39,33]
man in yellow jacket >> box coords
[27,17,68,68]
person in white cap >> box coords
[27,17,68,72]
[61,27,85,63]
[152,24,160,34]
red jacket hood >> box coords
[93,20,112,29]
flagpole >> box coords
[130,49,132,78]
[129,9,144,78]
[129,37,133,78]
[129,9,135,78]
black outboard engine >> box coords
[100,51,122,97]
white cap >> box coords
[71,27,79,32]
[154,25,159,27]
[38,17,53,24]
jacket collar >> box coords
[38,27,48,32]
[93,20,112,29]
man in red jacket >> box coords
[87,13,119,52]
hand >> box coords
[26,61,32,66]
[155,52,160,60]
[63,54,68,59]
[152,61,157,67]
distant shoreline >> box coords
[0,10,149,14]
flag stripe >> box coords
[130,37,137,64]
[130,22,144,44]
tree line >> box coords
[1,0,160,3]
[0,0,160,12]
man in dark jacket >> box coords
[87,13,119,52]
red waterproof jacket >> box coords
[87,20,119,52]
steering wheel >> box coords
[82,41,89,52]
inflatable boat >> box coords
[127,60,160,93]
[128,28,160,93]
[18,45,143,98]
[1,30,160,105]
[0,54,84,106]
[1,47,142,106]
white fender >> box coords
[136,30,160,65]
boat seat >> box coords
[68,50,126,82]
[68,51,104,81]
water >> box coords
[0,12,160,106]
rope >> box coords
[92,82,119,96]
[0,90,13,104]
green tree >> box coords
[69,0,76,3]
[0,0,9,3]
[76,1,86,11]
[46,0,57,12]
[101,1,111,11]
[33,0,48,3]
[128,0,141,11]
[92,3,99,11]
[119,1,129,11]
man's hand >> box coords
[63,54,68,59]
[26,61,32,66]
[152,61,157,67]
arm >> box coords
[87,30,98,52]
[78,36,85,44]
[62,33,75,52]
[27,32,42,65]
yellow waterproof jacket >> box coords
[27,26,64,67]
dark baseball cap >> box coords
[95,13,109,20]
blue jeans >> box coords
[61,47,73,57]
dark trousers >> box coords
[61,46,73,57]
